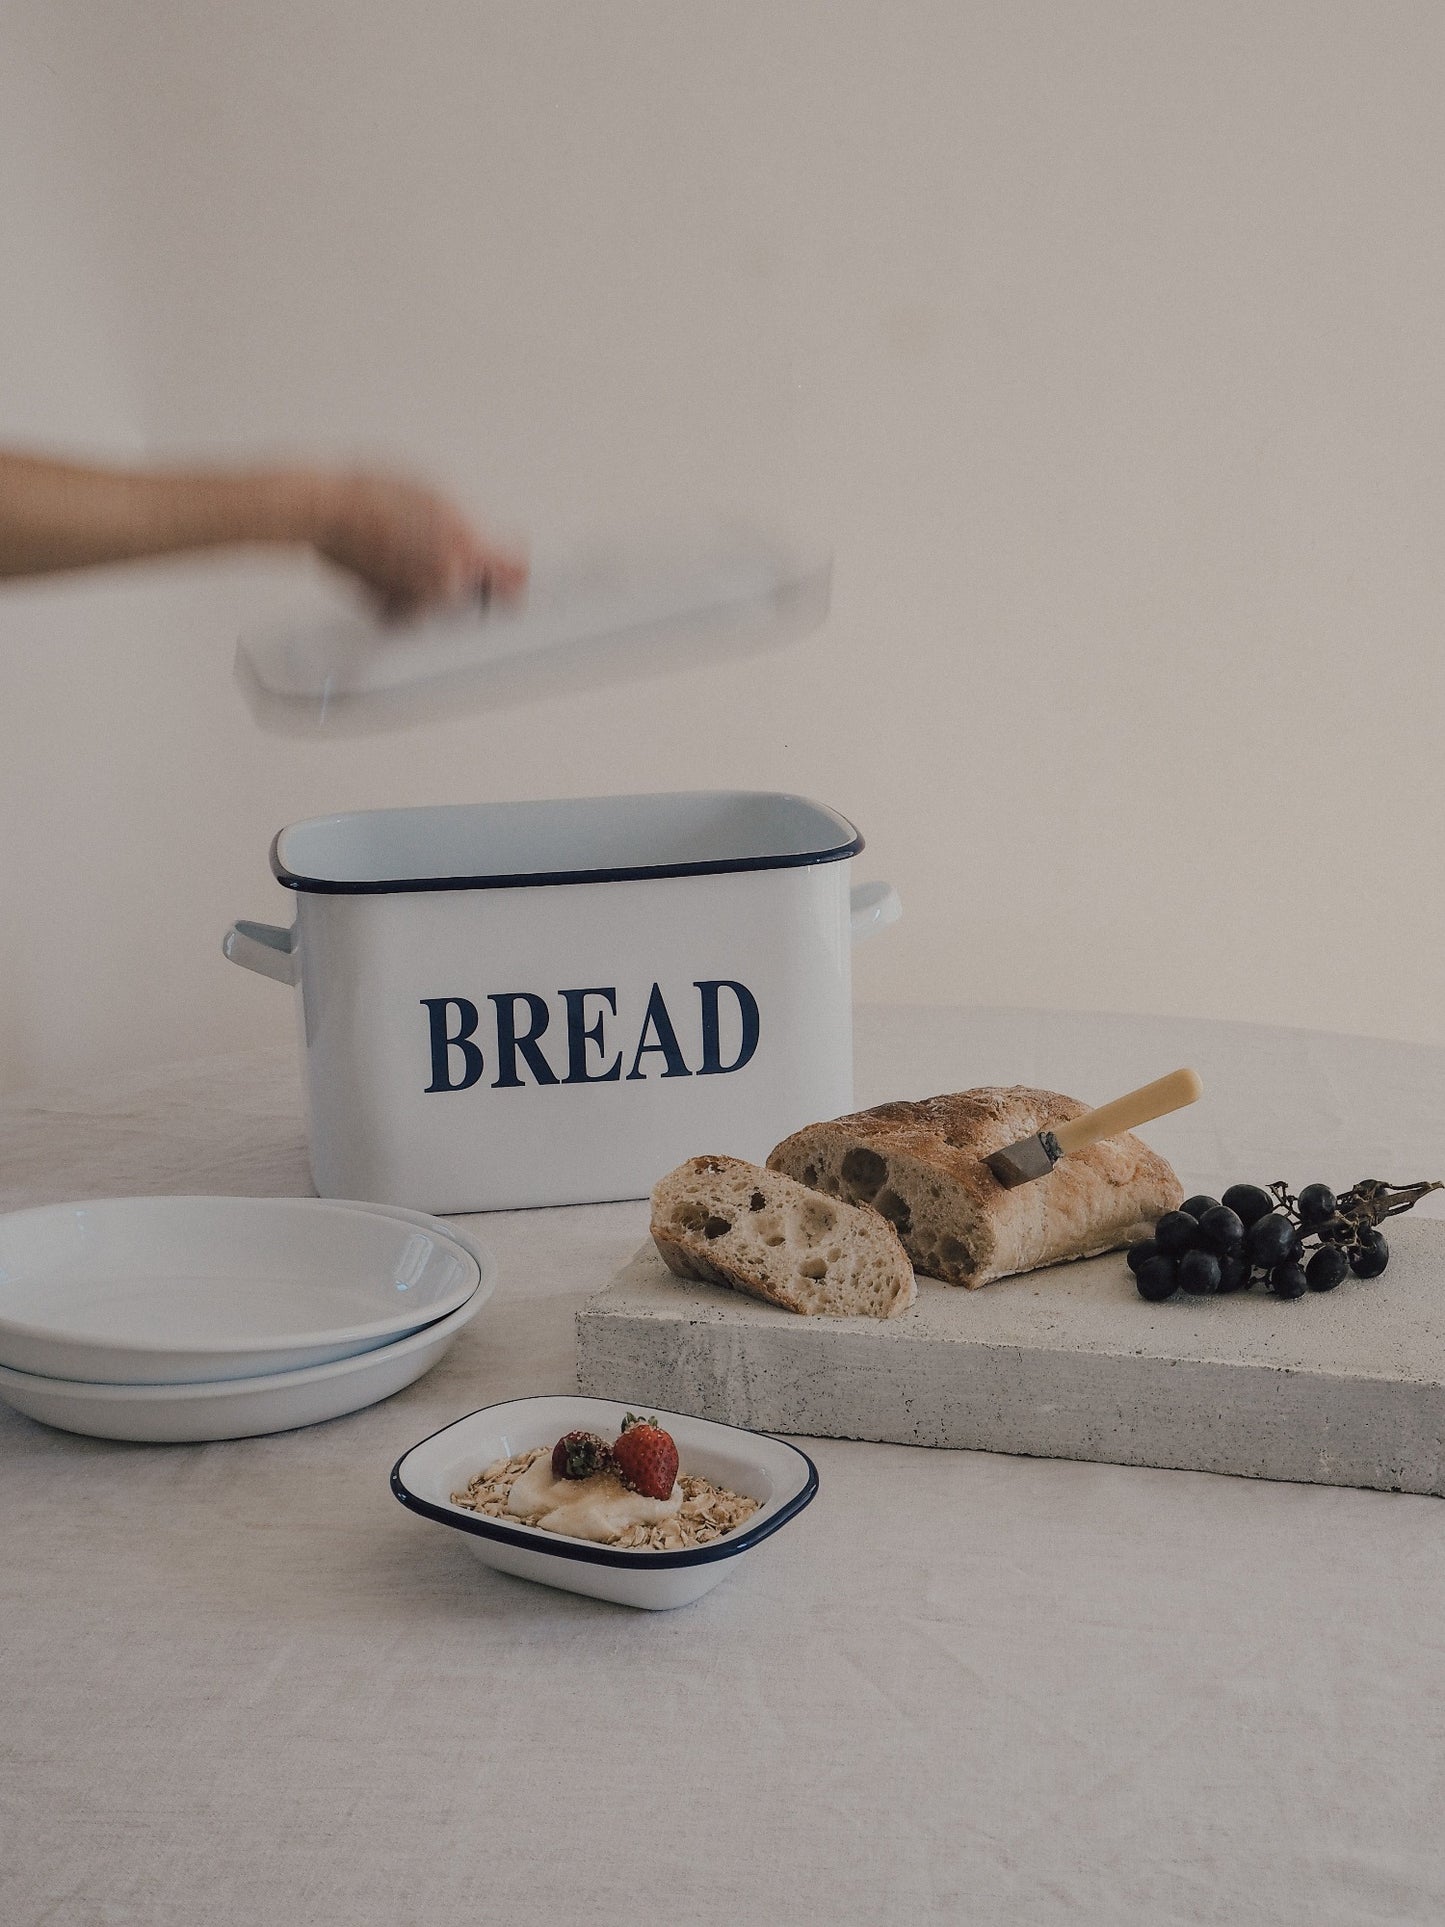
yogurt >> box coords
[507,1455,681,1544]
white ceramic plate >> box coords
[0,1230,494,1442]
[0,1196,481,1384]
[391,1395,818,1610]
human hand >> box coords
[306,468,527,620]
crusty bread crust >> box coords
[767,1086,1182,1288]
[650,1155,916,1318]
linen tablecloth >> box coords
[4,1006,1444,1926]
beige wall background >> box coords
[2,1,1443,1095]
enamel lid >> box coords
[235,519,831,736]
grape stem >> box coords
[1349,1179,1444,1220]
[1269,1177,1442,1250]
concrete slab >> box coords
[576,1221,1445,1495]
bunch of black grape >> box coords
[1128,1182,1392,1303]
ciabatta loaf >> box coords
[767,1087,1182,1288]
[650,1155,916,1318]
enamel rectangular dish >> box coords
[224,791,898,1213]
[390,1395,818,1610]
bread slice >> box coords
[768,1086,1183,1288]
[650,1155,917,1318]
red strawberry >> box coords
[550,1430,612,1481]
[610,1413,679,1500]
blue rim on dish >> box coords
[389,1403,819,1572]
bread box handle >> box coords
[850,882,902,943]
[222,919,299,986]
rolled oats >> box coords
[450,1446,760,1551]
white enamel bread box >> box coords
[224,792,899,1212]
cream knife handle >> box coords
[1051,1068,1203,1156]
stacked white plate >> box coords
[0,1196,495,1442]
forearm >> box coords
[0,452,326,578]
[0,450,523,613]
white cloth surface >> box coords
[3,1005,1445,1927]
